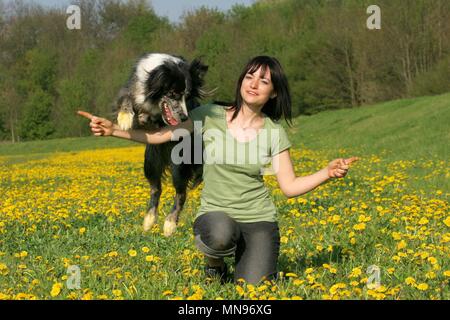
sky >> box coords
[25,0,256,23]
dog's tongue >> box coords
[168,117,178,126]
[163,101,179,126]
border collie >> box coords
[114,53,208,236]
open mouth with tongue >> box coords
[159,96,187,126]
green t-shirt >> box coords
[188,103,291,223]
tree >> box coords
[19,89,55,140]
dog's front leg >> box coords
[143,182,162,232]
[163,192,186,237]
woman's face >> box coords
[240,66,276,108]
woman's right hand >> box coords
[77,111,117,136]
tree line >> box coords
[0,0,449,142]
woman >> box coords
[78,56,357,285]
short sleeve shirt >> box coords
[188,103,291,223]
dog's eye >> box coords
[169,92,182,100]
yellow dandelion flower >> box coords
[108,251,118,258]
[235,285,245,297]
[112,290,122,297]
[305,268,314,274]
[79,227,86,235]
[285,273,298,278]
[443,217,450,227]
[128,249,137,257]
[142,247,150,253]
[443,271,450,277]
[353,223,366,231]
[405,277,416,286]
[50,282,63,297]
[397,240,407,250]
[293,279,305,286]
[391,232,402,240]
[416,283,428,291]
[349,267,362,278]
[418,218,429,225]
[280,236,289,244]
[162,290,173,296]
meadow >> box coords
[0,94,448,300]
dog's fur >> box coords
[113,53,207,236]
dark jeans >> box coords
[193,211,280,285]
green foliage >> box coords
[18,89,55,140]
[411,56,450,96]
[123,12,160,46]
[0,0,449,142]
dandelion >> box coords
[353,223,366,231]
[107,251,118,258]
[405,277,416,286]
[397,240,407,250]
[235,285,244,297]
[112,290,122,297]
[349,267,362,278]
[285,273,298,278]
[79,227,86,235]
[443,216,450,227]
[128,249,137,257]
[305,268,314,274]
[50,282,63,297]
[293,279,305,286]
[162,290,173,296]
[416,283,429,291]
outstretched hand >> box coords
[327,157,359,179]
[77,111,116,136]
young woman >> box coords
[78,56,357,285]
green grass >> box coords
[0,94,448,300]
[290,93,449,161]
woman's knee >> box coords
[193,212,240,252]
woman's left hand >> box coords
[327,157,359,179]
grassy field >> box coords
[0,94,448,300]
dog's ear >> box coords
[189,58,208,83]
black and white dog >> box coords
[114,53,208,236]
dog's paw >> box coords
[163,218,177,237]
[117,111,134,131]
[143,213,157,232]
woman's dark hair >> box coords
[216,56,292,126]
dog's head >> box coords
[142,57,208,127]
[115,54,209,130]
